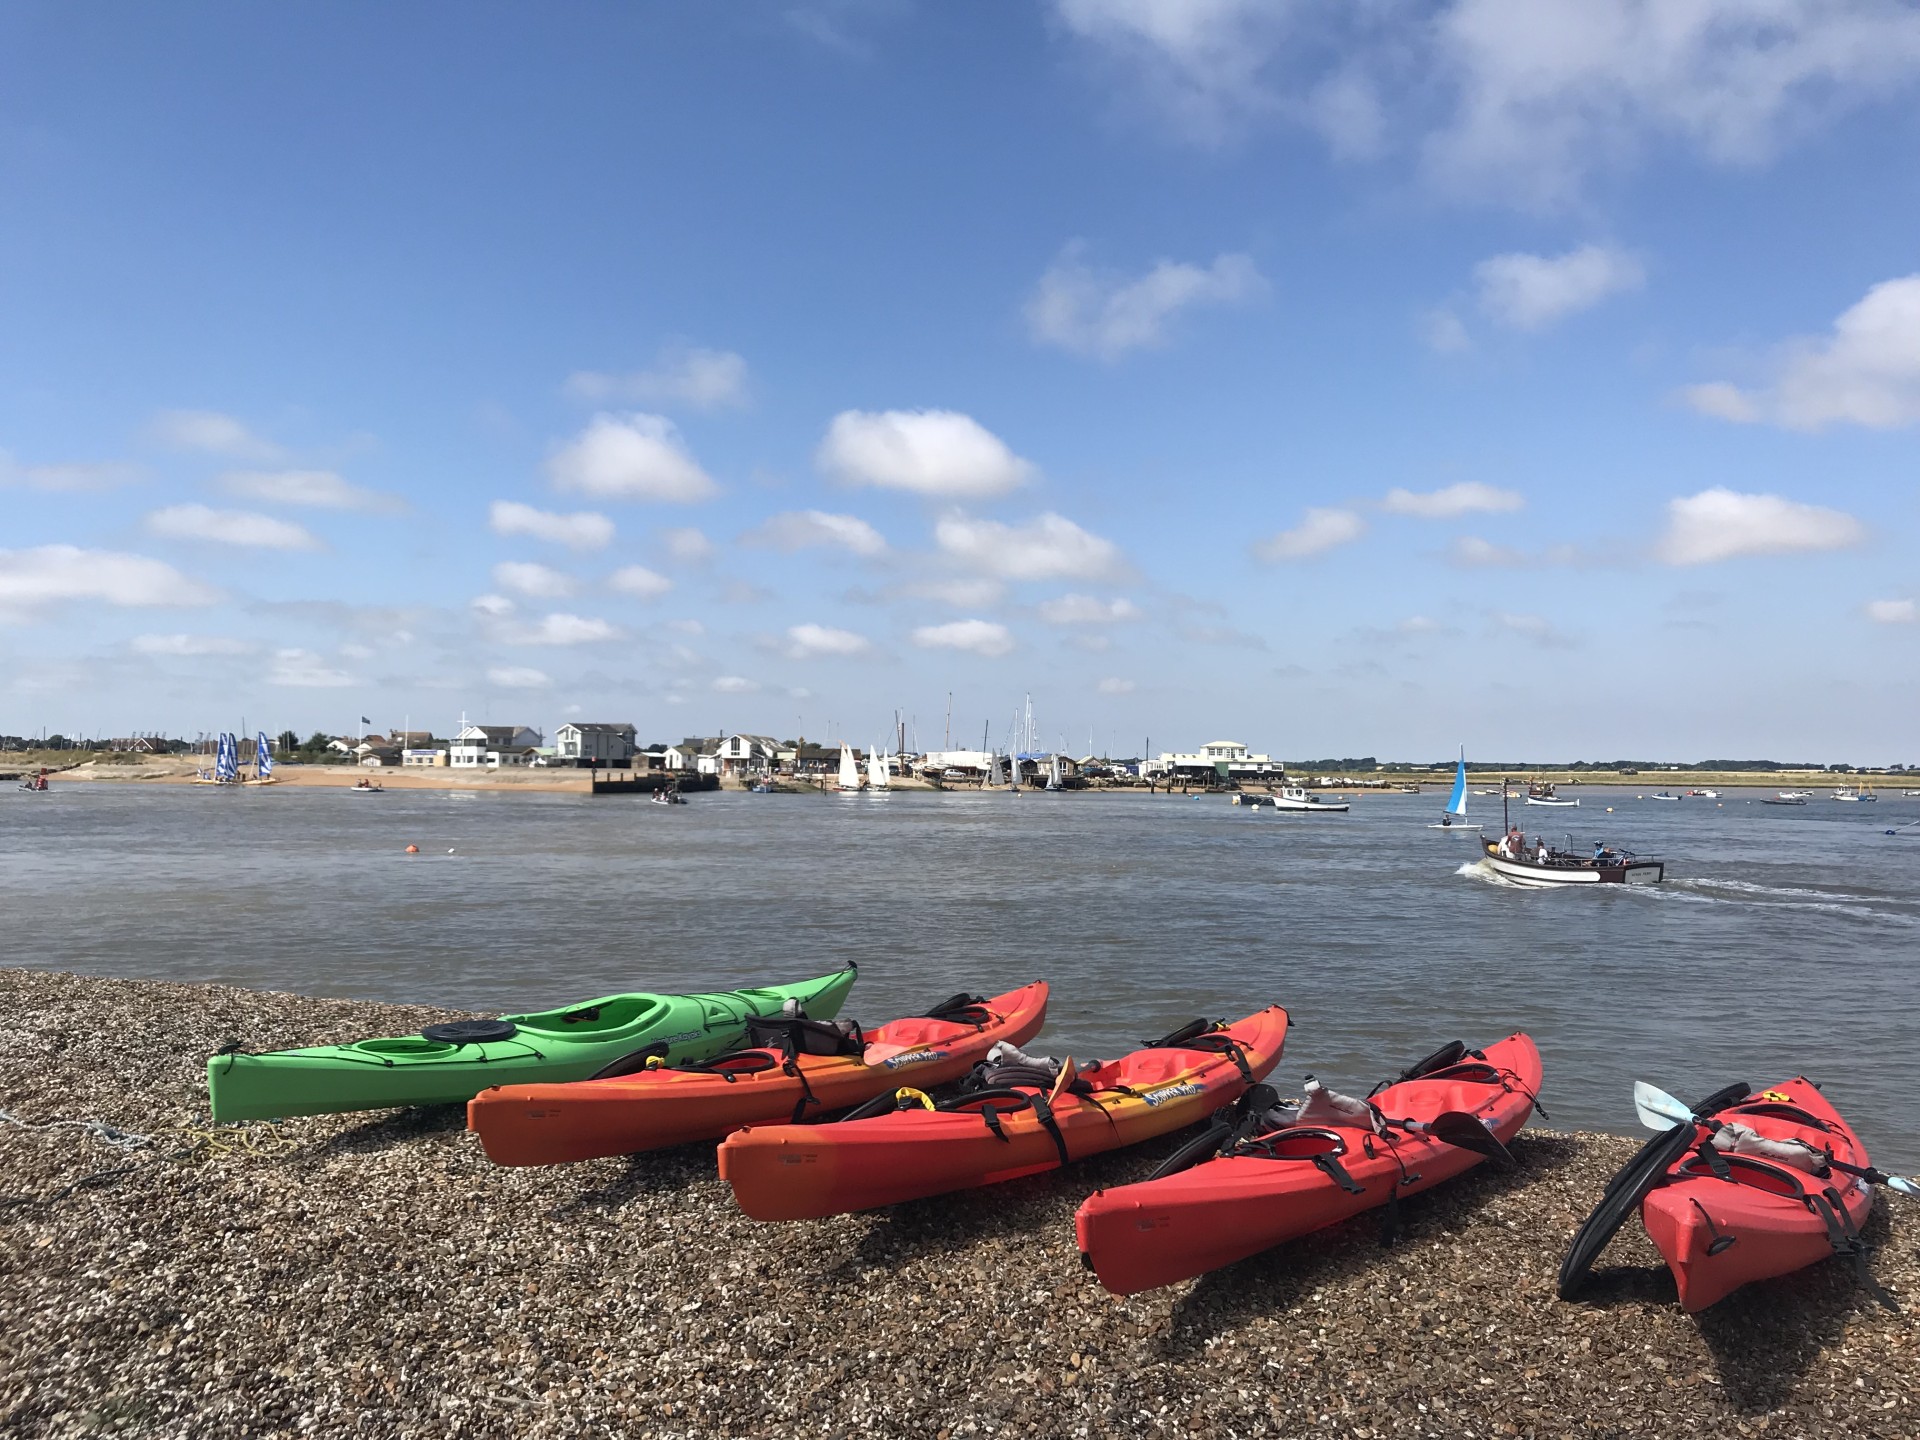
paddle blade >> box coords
[1048,1055,1079,1106]
[1887,1175,1920,1197]
[1426,1110,1514,1166]
[1632,1080,1695,1133]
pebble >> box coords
[2,966,1915,1438]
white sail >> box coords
[837,742,862,790]
[868,746,889,789]
[255,731,275,781]
[986,753,1005,787]
[214,732,239,783]
[1047,753,1061,790]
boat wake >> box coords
[1455,860,1521,888]
[1666,877,1917,926]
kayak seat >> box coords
[421,1019,518,1045]
[870,1016,972,1048]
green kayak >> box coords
[206,965,857,1122]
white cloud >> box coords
[1381,482,1524,517]
[1421,308,1473,355]
[565,347,749,412]
[1447,535,1528,568]
[903,577,1007,608]
[1025,245,1267,360]
[131,633,254,656]
[934,512,1123,581]
[1679,382,1762,424]
[1052,2,1920,207]
[1399,615,1442,634]
[746,509,888,557]
[1866,598,1916,624]
[548,413,720,503]
[492,561,575,598]
[488,500,614,551]
[817,410,1034,498]
[268,648,356,687]
[1049,0,1293,143]
[712,675,761,693]
[509,613,622,646]
[1096,676,1136,695]
[470,593,516,617]
[1429,0,1920,208]
[145,504,320,551]
[667,617,705,636]
[662,527,715,563]
[1253,507,1365,561]
[148,409,282,461]
[1493,611,1572,647]
[488,666,552,689]
[1473,245,1643,330]
[0,453,143,491]
[1037,593,1143,625]
[608,565,673,599]
[1655,488,1867,566]
[1687,276,1920,431]
[219,469,401,512]
[785,622,873,659]
[911,618,1015,658]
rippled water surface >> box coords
[6,783,1917,1166]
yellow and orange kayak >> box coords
[469,982,1047,1165]
[718,1005,1289,1221]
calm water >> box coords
[6,782,1918,1167]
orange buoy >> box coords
[405,844,419,854]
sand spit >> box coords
[3,967,1914,1438]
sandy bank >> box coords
[3,967,1912,1438]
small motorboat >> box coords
[1687,789,1719,799]
[1761,795,1807,806]
[1779,791,1813,800]
[1479,835,1663,887]
[1523,782,1579,807]
[1650,791,1680,801]
[649,788,686,806]
[17,771,50,792]
[349,780,385,794]
[1264,785,1349,813]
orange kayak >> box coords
[468,982,1047,1165]
[718,1006,1289,1221]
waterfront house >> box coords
[715,734,779,777]
[401,748,448,767]
[1143,741,1285,784]
[555,722,638,766]
[358,745,402,767]
[450,724,543,768]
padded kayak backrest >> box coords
[587,1042,670,1081]
[922,993,991,1025]
[1396,1041,1468,1083]
[743,1014,865,1059]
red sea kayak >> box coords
[469,983,1048,1165]
[719,1006,1289,1221]
[1640,1079,1876,1311]
[1077,1033,1542,1295]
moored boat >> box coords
[1076,1033,1541,1294]
[469,982,1048,1165]
[1267,785,1349,814]
[718,1006,1290,1220]
[1524,782,1578,807]
[208,965,859,1121]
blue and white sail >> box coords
[255,731,274,780]
[1446,749,1468,818]
[214,731,240,783]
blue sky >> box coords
[2,2,1917,761]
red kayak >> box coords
[469,983,1048,1165]
[719,1007,1289,1221]
[1077,1033,1542,1295]
[1643,1080,1875,1311]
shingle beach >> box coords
[4,966,1915,1439]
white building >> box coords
[401,748,447,767]
[1142,740,1284,781]
[714,734,779,776]
[554,722,638,765]
[450,723,543,768]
